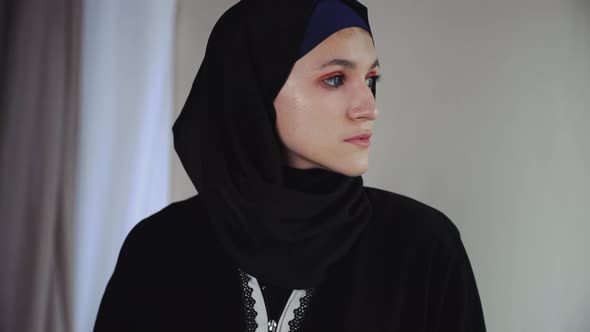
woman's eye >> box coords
[365,74,382,89]
[323,74,344,88]
[322,73,381,91]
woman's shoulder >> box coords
[363,186,462,250]
[119,195,206,257]
[131,194,201,230]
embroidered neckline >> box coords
[238,268,315,332]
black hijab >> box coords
[172,0,374,289]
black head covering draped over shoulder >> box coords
[173,0,375,289]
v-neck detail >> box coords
[259,280,292,322]
[238,269,314,332]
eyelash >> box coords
[323,73,382,90]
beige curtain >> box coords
[0,0,81,331]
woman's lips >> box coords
[344,134,372,147]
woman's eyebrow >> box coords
[315,58,380,71]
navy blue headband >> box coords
[298,0,371,59]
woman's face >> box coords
[274,27,379,177]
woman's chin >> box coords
[330,158,369,177]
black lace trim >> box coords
[288,288,315,332]
[238,268,259,332]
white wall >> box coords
[174,0,590,331]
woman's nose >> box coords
[347,80,378,121]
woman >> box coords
[94,0,487,331]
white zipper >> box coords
[267,320,278,332]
